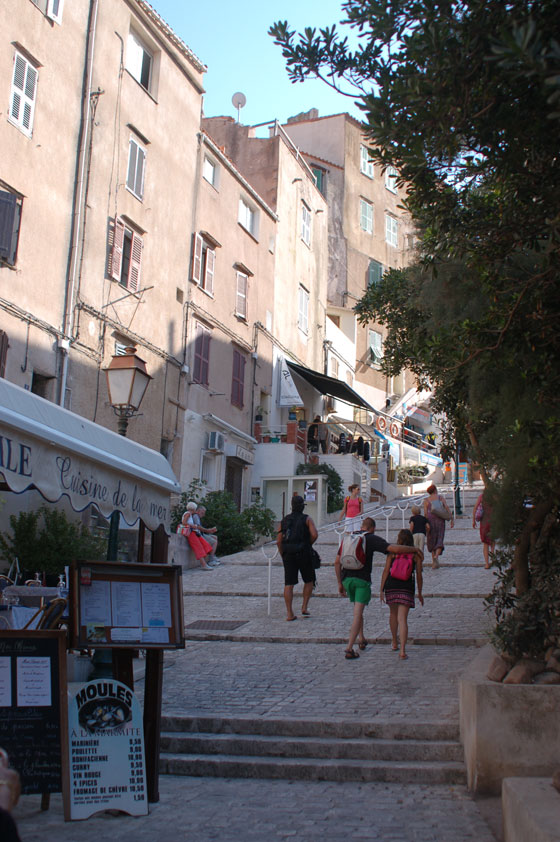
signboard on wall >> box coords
[67,678,147,820]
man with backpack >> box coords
[277,495,318,621]
[334,517,423,659]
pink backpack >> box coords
[390,553,414,581]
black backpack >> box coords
[281,512,309,555]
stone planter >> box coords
[459,645,560,794]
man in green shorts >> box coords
[335,517,422,659]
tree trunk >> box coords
[513,502,551,595]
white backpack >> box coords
[340,532,367,570]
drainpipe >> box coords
[59,0,99,405]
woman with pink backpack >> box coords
[380,528,424,660]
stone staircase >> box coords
[159,715,465,784]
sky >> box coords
[149,0,365,127]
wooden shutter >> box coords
[0,192,17,259]
[194,325,211,385]
[191,233,203,283]
[204,247,215,294]
[0,331,9,378]
[128,232,143,291]
[231,349,245,408]
[110,218,125,281]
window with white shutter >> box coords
[126,31,153,92]
[126,137,146,200]
[360,199,373,233]
[385,214,398,247]
[301,202,311,246]
[298,285,309,335]
[46,0,64,23]
[191,233,215,295]
[235,272,248,319]
[360,145,374,178]
[9,52,38,137]
[109,218,143,292]
[385,166,398,193]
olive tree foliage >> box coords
[270,1,560,658]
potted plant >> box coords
[0,506,106,585]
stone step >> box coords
[159,715,465,783]
[160,732,464,763]
[160,752,466,784]
[160,716,459,740]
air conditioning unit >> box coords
[207,431,225,452]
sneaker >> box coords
[210,559,221,566]
[201,565,214,571]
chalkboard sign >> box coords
[0,630,69,797]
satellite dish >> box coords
[232,92,246,122]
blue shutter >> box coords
[0,192,17,258]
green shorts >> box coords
[343,577,371,605]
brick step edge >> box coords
[160,753,466,784]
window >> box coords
[330,357,339,379]
[238,197,258,238]
[191,233,215,295]
[46,0,64,23]
[231,349,246,408]
[9,51,38,137]
[368,259,383,286]
[360,145,374,178]
[0,190,23,267]
[385,214,398,247]
[301,202,311,246]
[31,372,54,400]
[126,31,153,92]
[0,331,8,378]
[109,218,143,292]
[126,137,146,200]
[360,199,373,234]
[312,166,326,195]
[203,156,218,187]
[368,329,383,366]
[385,166,398,193]
[193,322,211,385]
[235,271,248,320]
[298,285,309,334]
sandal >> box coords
[345,649,359,659]
[358,639,368,650]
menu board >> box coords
[67,678,148,820]
[0,630,69,796]
[70,561,184,650]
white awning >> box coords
[0,379,180,533]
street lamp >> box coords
[103,346,152,561]
[103,346,152,437]
[92,347,152,680]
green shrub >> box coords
[171,482,276,556]
[240,497,276,539]
[295,462,344,513]
[0,505,106,576]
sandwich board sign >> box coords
[67,678,148,820]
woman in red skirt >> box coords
[177,503,214,570]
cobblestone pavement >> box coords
[13,485,503,841]
[15,777,498,841]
